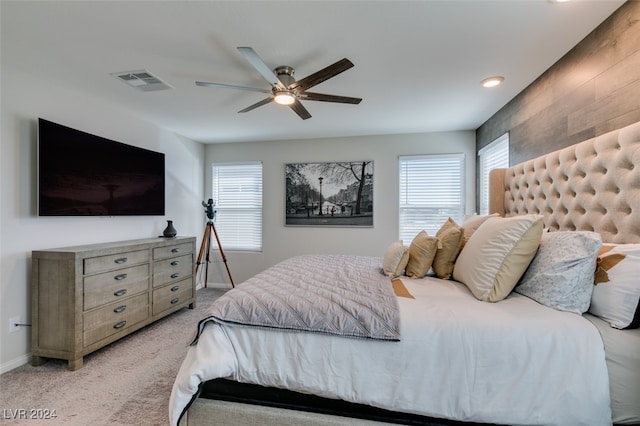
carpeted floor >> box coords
[0,287,227,426]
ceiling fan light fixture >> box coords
[274,91,296,105]
[481,76,504,88]
[196,47,360,119]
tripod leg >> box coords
[204,224,212,288]
[196,224,210,276]
[210,223,235,288]
[196,224,212,288]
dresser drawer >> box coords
[152,278,193,316]
[83,293,149,347]
[153,254,193,288]
[84,249,149,275]
[83,264,149,310]
[153,243,193,260]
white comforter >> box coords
[170,259,612,426]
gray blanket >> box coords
[198,254,400,341]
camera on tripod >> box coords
[202,199,216,221]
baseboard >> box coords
[0,353,30,374]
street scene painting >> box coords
[285,161,373,227]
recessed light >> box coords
[481,76,504,88]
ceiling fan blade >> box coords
[238,97,273,113]
[237,46,286,90]
[289,99,312,120]
[195,81,271,94]
[301,92,362,104]
[289,58,354,92]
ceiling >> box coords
[2,0,625,144]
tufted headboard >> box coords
[490,121,640,244]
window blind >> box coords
[478,134,509,215]
[399,154,465,242]
[211,162,263,252]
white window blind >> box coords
[211,162,263,252]
[399,154,465,242]
[478,133,509,215]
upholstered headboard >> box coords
[490,121,640,244]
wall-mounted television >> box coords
[38,118,165,216]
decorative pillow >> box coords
[382,240,410,278]
[460,213,500,244]
[452,214,544,302]
[589,244,640,329]
[515,231,602,314]
[432,218,464,279]
[405,231,439,278]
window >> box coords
[399,154,465,241]
[211,162,263,252]
[478,133,509,215]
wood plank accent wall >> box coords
[476,1,640,168]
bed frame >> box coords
[180,120,640,426]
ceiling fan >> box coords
[196,47,362,120]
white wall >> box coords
[204,131,476,285]
[0,59,475,373]
[0,66,205,372]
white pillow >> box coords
[515,231,602,314]
[382,240,410,278]
[589,244,640,329]
[453,214,544,302]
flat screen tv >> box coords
[38,118,165,216]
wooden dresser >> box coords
[31,236,196,370]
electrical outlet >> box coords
[9,316,20,333]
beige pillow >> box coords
[453,214,544,302]
[432,218,464,279]
[405,231,439,278]
[382,240,410,278]
[461,213,500,244]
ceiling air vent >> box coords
[111,70,173,92]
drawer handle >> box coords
[114,257,128,264]
[114,273,128,281]
[114,320,127,329]
[170,261,179,266]
[171,285,180,292]
[114,289,127,297]
[113,305,127,314]
[170,273,180,279]
[170,298,180,305]
[171,248,180,253]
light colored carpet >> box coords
[0,287,227,426]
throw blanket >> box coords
[195,254,400,341]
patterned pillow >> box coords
[515,231,602,314]
[589,244,640,329]
[382,240,410,278]
[405,231,439,278]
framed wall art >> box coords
[285,161,373,227]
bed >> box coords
[170,120,640,426]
